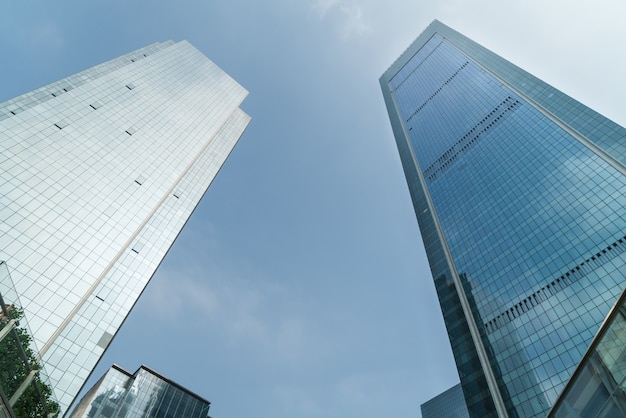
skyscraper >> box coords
[69,364,211,418]
[380,20,626,417]
[0,40,249,413]
[421,383,469,418]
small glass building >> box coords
[421,384,470,418]
[69,365,210,418]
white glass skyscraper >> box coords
[381,20,626,417]
[0,40,249,413]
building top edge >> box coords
[111,363,211,405]
[380,19,447,83]
[0,41,173,111]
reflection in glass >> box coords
[0,261,59,417]
[381,20,626,418]
[550,287,626,417]
[70,365,210,418]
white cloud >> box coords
[312,0,371,39]
[338,4,370,39]
[312,0,340,17]
[143,269,323,363]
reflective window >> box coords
[69,365,210,418]
[385,26,626,417]
[0,40,250,412]
[550,288,626,417]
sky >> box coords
[1,1,626,417]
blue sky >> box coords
[1,1,626,417]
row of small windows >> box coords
[0,79,85,119]
[0,68,128,119]
[51,85,74,98]
[424,97,521,183]
[405,61,469,123]
[2,80,137,125]
[53,81,137,131]
[0,50,149,121]
[129,52,149,63]
[483,234,626,335]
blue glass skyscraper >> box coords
[380,20,626,417]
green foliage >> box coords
[0,307,59,417]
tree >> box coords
[0,306,59,417]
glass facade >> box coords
[421,383,470,418]
[0,41,250,413]
[550,286,626,417]
[380,20,626,417]
[0,261,59,418]
[69,365,210,418]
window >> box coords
[131,241,144,254]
